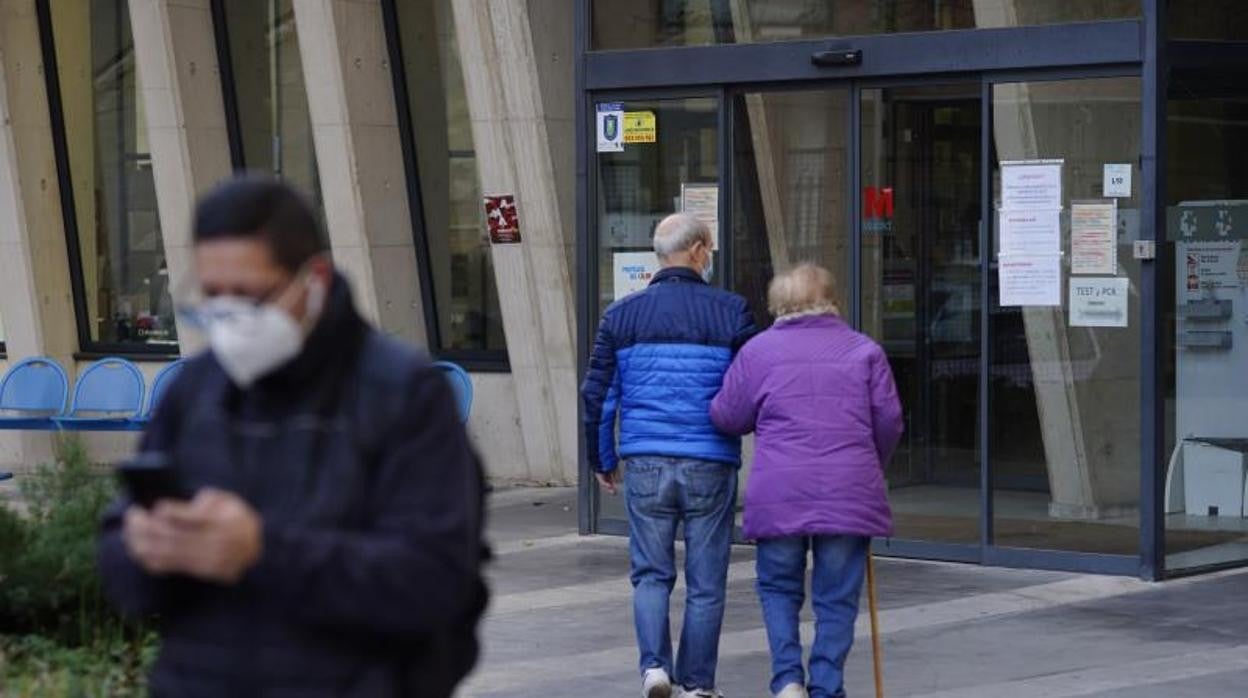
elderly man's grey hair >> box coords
[652,213,711,259]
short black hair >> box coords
[193,174,327,272]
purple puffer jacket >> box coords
[710,314,903,540]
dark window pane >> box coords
[1170,1,1248,41]
[219,0,324,217]
[393,0,506,353]
[593,0,1140,50]
[48,0,177,349]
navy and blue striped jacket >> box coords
[581,266,756,472]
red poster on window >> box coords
[484,194,521,244]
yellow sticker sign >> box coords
[623,111,657,144]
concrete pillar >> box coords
[128,0,235,353]
[0,0,82,469]
[292,0,427,344]
[453,0,578,484]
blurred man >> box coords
[581,213,755,698]
[99,176,487,697]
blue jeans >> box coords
[624,456,737,690]
[756,535,868,698]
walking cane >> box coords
[866,552,884,698]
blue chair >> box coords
[0,357,70,430]
[52,358,146,432]
[433,360,473,424]
[131,359,185,427]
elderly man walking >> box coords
[582,213,756,698]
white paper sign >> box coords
[596,103,624,153]
[1071,201,1118,275]
[1000,209,1062,255]
[612,252,660,301]
[1070,277,1129,327]
[1103,164,1132,198]
[999,254,1062,307]
[1001,161,1063,211]
[680,183,720,250]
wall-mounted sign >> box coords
[596,103,624,153]
[623,111,657,144]
[1103,163,1132,198]
[484,194,521,244]
[613,252,660,300]
[680,183,720,250]
[1070,277,1129,327]
[864,186,894,233]
[1071,201,1118,275]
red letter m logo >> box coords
[864,186,894,218]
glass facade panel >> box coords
[1169,1,1248,41]
[219,0,323,215]
[989,77,1141,554]
[732,90,850,328]
[48,0,177,349]
[594,96,719,521]
[593,1,1140,51]
[1163,65,1248,571]
[862,84,983,544]
[393,0,506,353]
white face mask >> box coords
[202,277,327,388]
[701,253,714,283]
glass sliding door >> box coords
[989,77,1142,555]
[860,85,984,546]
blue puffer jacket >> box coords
[582,267,756,472]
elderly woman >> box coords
[710,263,903,698]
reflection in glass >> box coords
[219,0,323,215]
[593,0,1140,50]
[594,97,719,522]
[48,0,177,348]
[393,0,505,352]
[732,90,850,328]
[1164,66,1248,571]
[990,77,1141,554]
[861,85,983,544]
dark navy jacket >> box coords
[582,267,756,472]
[98,276,487,697]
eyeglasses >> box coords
[173,266,313,330]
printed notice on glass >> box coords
[680,183,720,250]
[1001,160,1063,211]
[613,252,660,301]
[1000,209,1061,255]
[1071,201,1118,275]
[999,254,1062,307]
[596,103,624,153]
[1070,277,1129,327]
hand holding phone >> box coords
[116,452,191,508]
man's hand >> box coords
[122,488,263,585]
[595,469,621,495]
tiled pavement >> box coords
[470,487,1248,697]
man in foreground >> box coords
[582,213,756,698]
[99,176,487,697]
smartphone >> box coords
[116,452,191,508]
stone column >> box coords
[292,0,427,344]
[0,0,82,468]
[128,0,235,353]
[453,0,578,484]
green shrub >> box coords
[0,437,156,696]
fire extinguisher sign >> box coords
[596,103,624,153]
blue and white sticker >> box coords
[596,103,624,153]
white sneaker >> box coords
[776,684,808,698]
[642,668,673,698]
[681,689,724,698]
